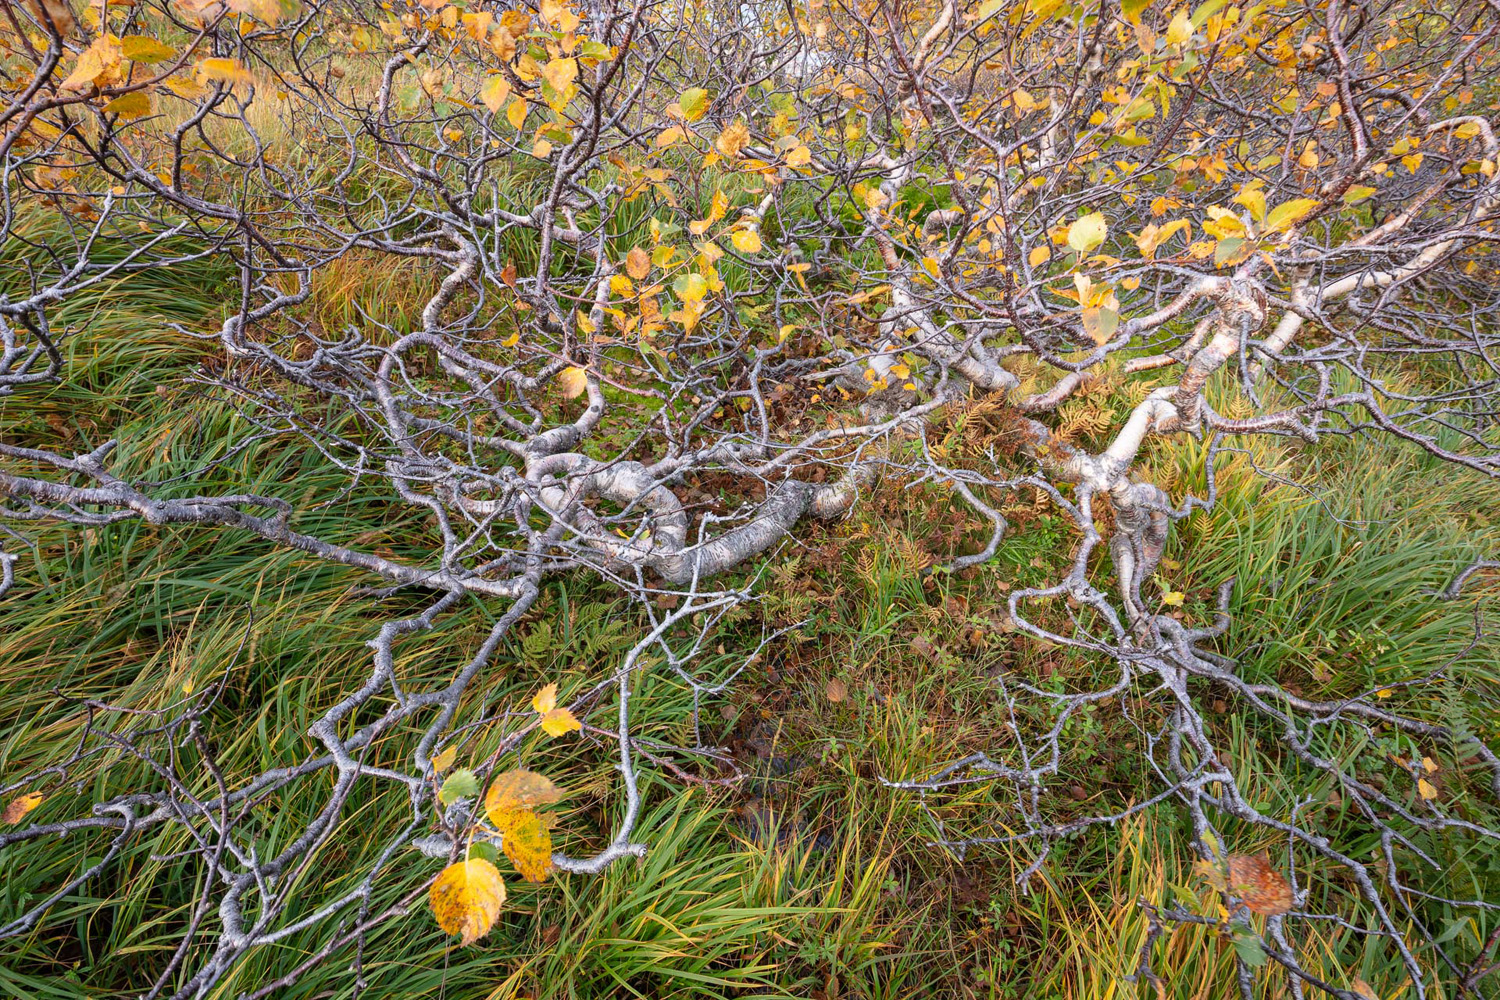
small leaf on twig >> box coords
[531,683,581,737]
[439,768,479,805]
[3,792,43,824]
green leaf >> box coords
[1081,305,1119,345]
[1231,925,1268,968]
[679,87,709,123]
[439,768,480,805]
[467,840,499,864]
[1190,0,1227,27]
[1342,185,1377,205]
[1214,237,1244,267]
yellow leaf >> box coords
[1417,777,1438,801]
[101,90,150,119]
[1162,591,1185,607]
[121,36,175,63]
[61,34,123,91]
[1066,212,1108,253]
[1376,687,1393,699]
[1422,755,1438,773]
[222,0,283,23]
[431,744,458,773]
[1264,198,1320,233]
[502,810,554,882]
[557,366,587,398]
[539,707,581,737]
[499,330,521,347]
[844,285,890,305]
[499,9,531,34]
[485,769,563,832]
[1028,245,1051,267]
[1452,121,1480,140]
[1401,152,1424,174]
[532,138,553,158]
[625,246,651,280]
[540,57,578,95]
[2,791,44,824]
[731,229,761,253]
[1133,218,1191,259]
[689,189,728,235]
[1352,978,1377,1000]
[1081,305,1119,345]
[1166,10,1193,45]
[784,144,811,168]
[531,683,558,714]
[429,859,506,945]
[544,0,580,29]
[201,57,252,87]
[506,97,528,130]
[1232,186,1266,222]
[714,120,750,158]
[675,272,708,303]
[481,74,511,114]
[462,10,493,40]
[163,74,207,100]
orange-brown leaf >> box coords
[625,246,651,281]
[1226,854,1293,916]
[484,768,562,832]
[2,791,44,824]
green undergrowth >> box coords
[2,246,1499,999]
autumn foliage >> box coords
[3,0,1500,994]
